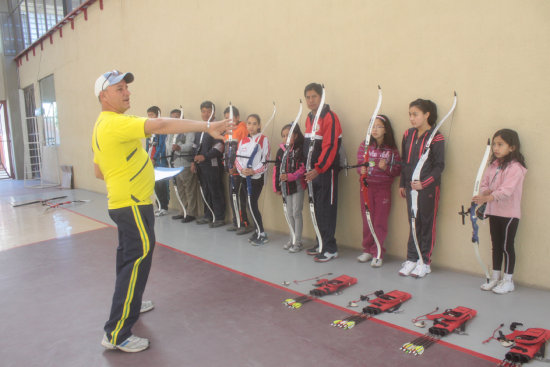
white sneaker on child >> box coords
[357,253,373,263]
[398,261,417,276]
[411,263,431,278]
[155,209,167,217]
[288,242,303,253]
[370,258,383,268]
[492,280,515,294]
[480,279,499,291]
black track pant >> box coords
[154,179,169,210]
[246,176,264,233]
[489,215,519,274]
[311,168,339,254]
[229,174,249,227]
[105,204,155,345]
[405,185,440,264]
[198,166,225,221]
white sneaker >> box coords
[398,261,417,276]
[155,209,167,217]
[140,300,154,313]
[288,242,303,253]
[101,334,116,350]
[102,334,150,352]
[314,252,338,262]
[357,253,373,263]
[493,280,515,294]
[371,258,383,268]
[283,241,292,250]
[411,263,431,278]
[480,279,499,291]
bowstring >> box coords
[259,105,278,227]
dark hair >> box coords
[247,114,261,134]
[223,105,240,118]
[281,122,305,148]
[170,109,183,118]
[372,114,397,149]
[491,129,527,169]
[147,106,160,116]
[409,99,438,127]
[304,83,323,97]
[200,100,215,112]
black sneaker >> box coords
[248,232,259,243]
[251,233,269,246]
[196,217,210,225]
[226,224,238,231]
[209,220,225,228]
[236,225,255,235]
[306,246,320,256]
[314,252,339,263]
[182,216,195,223]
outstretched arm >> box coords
[145,118,231,140]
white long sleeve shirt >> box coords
[235,133,270,180]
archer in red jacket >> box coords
[302,82,343,262]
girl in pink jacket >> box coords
[473,129,527,294]
[356,115,401,267]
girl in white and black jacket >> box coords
[235,114,270,245]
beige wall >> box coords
[16,0,550,288]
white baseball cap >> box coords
[94,70,134,97]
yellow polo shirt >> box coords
[92,111,154,209]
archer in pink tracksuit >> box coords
[473,129,527,295]
[356,115,401,267]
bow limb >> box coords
[246,102,276,239]
[306,85,326,252]
[424,91,458,149]
[172,105,187,218]
[196,105,217,222]
[410,91,458,266]
[473,138,491,197]
[280,100,303,245]
[364,85,383,148]
[259,102,277,139]
[227,102,241,228]
[469,138,492,282]
[228,102,234,140]
[361,86,383,259]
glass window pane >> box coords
[44,0,57,27]
[56,0,63,23]
[19,0,31,47]
[39,75,60,145]
[35,0,46,37]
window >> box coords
[39,74,59,146]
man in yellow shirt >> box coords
[92,70,229,352]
